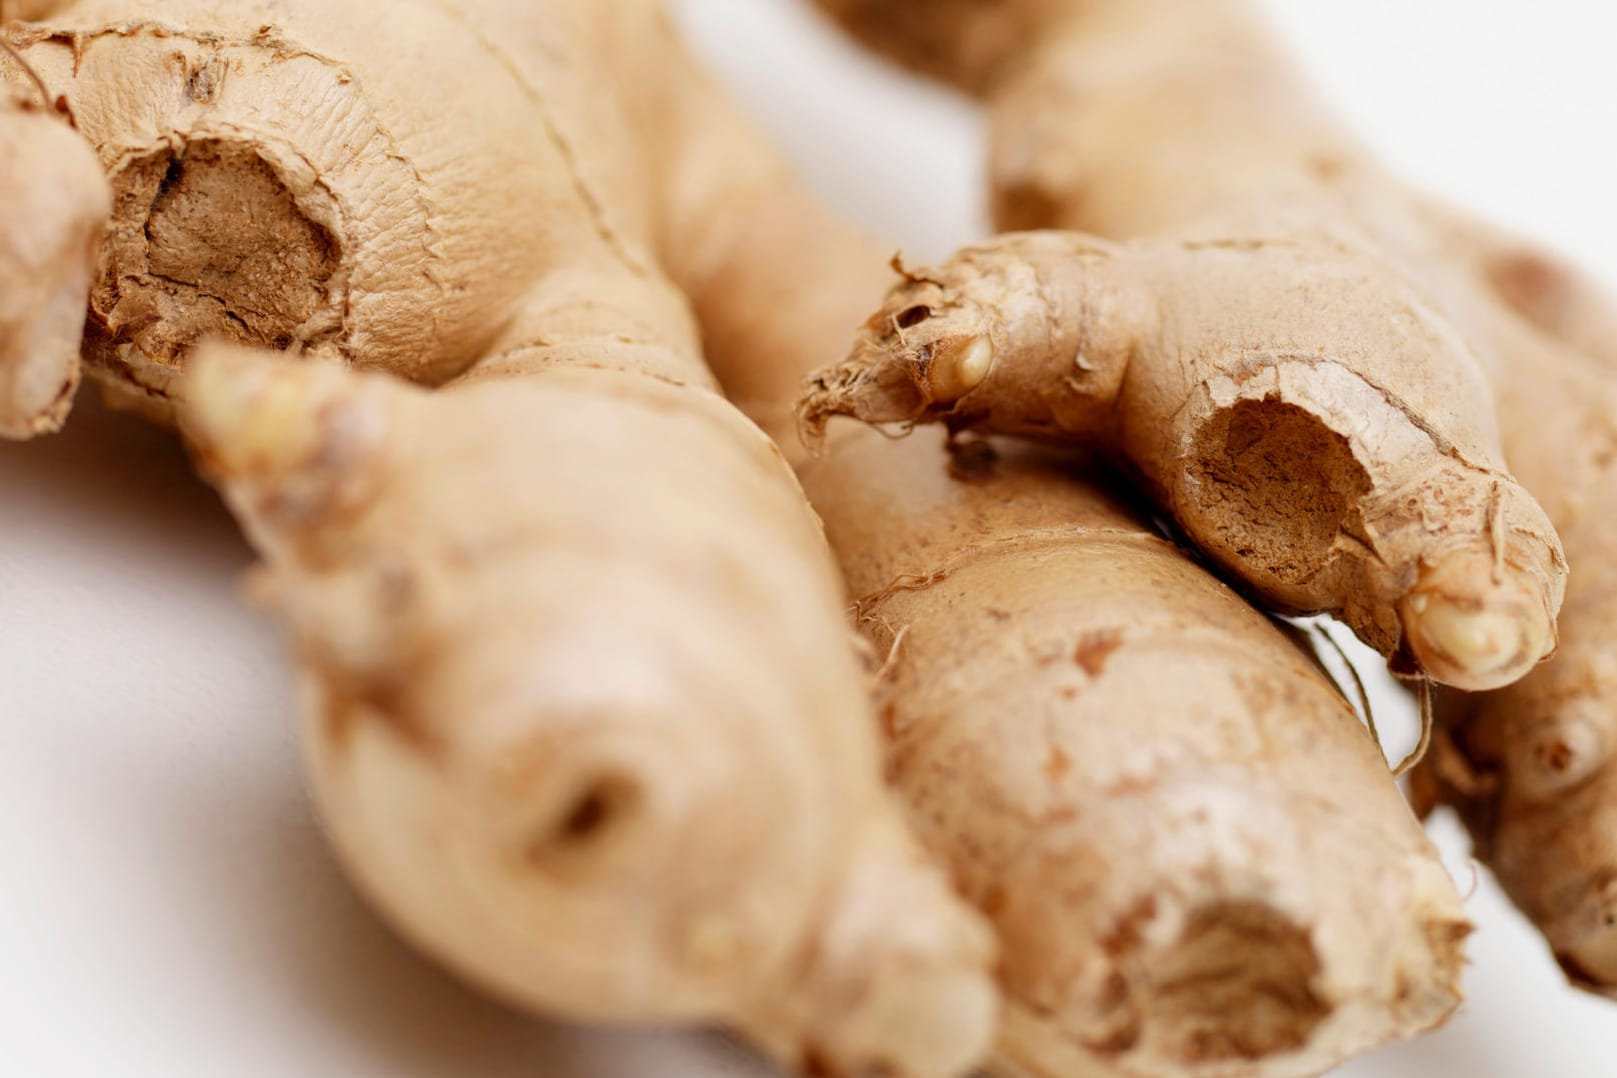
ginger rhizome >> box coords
[1,3,999,1073]
[811,0,1617,998]
[800,0,1566,696]
[0,41,109,437]
[1420,251,1617,992]
[810,430,1469,1078]
[656,49,1471,1077]
[800,232,1564,694]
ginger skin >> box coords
[1,3,998,1073]
[653,43,1470,1078]
[0,50,109,437]
[800,232,1562,693]
[1422,278,1617,992]
[800,0,1566,695]
[809,430,1470,1078]
[811,0,1617,999]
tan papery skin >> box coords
[0,50,110,437]
[653,46,1470,1078]
[799,0,1566,697]
[808,0,1617,1007]
[0,4,1000,1074]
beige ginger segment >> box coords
[182,337,995,1078]
[0,71,109,438]
[801,429,1468,1078]
[1424,314,1617,995]
[801,234,1564,691]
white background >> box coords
[2,2,1614,1075]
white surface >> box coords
[2,2,1614,1075]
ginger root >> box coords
[811,0,1617,1000]
[182,343,994,1076]
[808,428,1470,1078]
[0,45,108,437]
[2,2,997,1072]
[653,44,1471,1077]
[800,0,1566,694]
[1421,268,1617,993]
[799,232,1563,692]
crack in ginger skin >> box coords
[809,0,1617,1005]
[3,3,1000,1074]
[647,40,1471,1078]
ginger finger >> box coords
[1428,313,1617,994]
[808,429,1470,1078]
[800,232,1563,692]
[183,334,995,1078]
[0,61,108,438]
